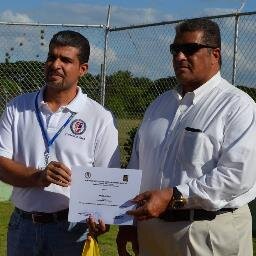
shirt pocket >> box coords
[177,129,214,176]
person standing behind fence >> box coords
[116,18,256,256]
[0,30,120,256]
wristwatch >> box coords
[169,187,187,209]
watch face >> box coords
[170,187,187,209]
[172,198,187,209]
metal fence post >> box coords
[100,5,111,106]
[232,13,240,85]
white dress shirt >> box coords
[0,87,120,212]
[129,72,256,210]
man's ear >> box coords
[212,48,221,65]
[79,63,88,77]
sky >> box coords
[0,0,255,26]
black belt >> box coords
[159,208,237,222]
[15,207,69,223]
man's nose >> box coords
[173,51,187,61]
[51,58,61,68]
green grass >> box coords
[98,225,119,255]
[0,201,14,256]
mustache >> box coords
[174,63,191,69]
[46,71,64,77]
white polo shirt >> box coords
[129,72,256,210]
[0,86,120,212]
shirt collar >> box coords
[37,86,87,113]
[173,71,221,104]
[192,71,221,104]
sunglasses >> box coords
[170,43,217,56]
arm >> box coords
[0,103,41,187]
[0,156,41,187]
[0,157,71,188]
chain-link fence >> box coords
[0,11,256,165]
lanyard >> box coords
[35,91,76,156]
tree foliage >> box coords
[105,70,178,118]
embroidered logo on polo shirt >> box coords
[70,119,86,135]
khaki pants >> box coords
[137,204,253,256]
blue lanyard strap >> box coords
[35,91,76,153]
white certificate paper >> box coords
[68,166,142,225]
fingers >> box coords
[41,161,71,187]
[127,206,151,220]
[98,219,110,232]
[131,191,150,203]
[127,192,150,219]
[86,216,109,237]
[127,193,150,219]
[86,235,92,242]
[127,189,172,220]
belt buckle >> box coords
[32,213,41,223]
[32,213,38,223]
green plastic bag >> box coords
[82,237,100,256]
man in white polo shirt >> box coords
[0,30,119,255]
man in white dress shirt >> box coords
[117,18,256,256]
[0,30,119,256]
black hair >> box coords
[49,30,90,63]
[175,18,221,49]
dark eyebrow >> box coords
[60,55,73,62]
[46,53,74,63]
